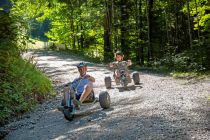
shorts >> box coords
[75,90,94,101]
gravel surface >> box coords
[2,50,210,140]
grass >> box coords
[0,56,56,125]
[170,71,210,80]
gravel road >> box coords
[2,50,210,140]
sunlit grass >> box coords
[0,56,55,124]
[171,71,210,80]
[27,39,50,49]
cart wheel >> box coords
[99,91,111,109]
[104,76,112,89]
[63,108,74,121]
[61,99,66,106]
[121,77,128,88]
[132,72,140,85]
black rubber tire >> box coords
[104,76,112,89]
[121,77,128,88]
[61,99,66,106]
[63,108,74,121]
[99,91,110,109]
[132,72,140,85]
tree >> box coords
[103,0,112,62]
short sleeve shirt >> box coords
[70,76,93,96]
[112,61,128,71]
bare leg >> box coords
[79,85,93,103]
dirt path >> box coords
[3,50,210,140]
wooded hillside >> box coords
[2,0,209,72]
[27,0,210,72]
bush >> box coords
[0,51,55,125]
[0,10,55,125]
[157,50,205,72]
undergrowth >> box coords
[0,55,55,125]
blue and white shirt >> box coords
[70,75,93,96]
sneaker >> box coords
[73,99,81,110]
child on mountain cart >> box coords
[109,51,132,85]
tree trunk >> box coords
[174,0,178,46]
[112,0,118,50]
[194,0,200,43]
[135,0,144,65]
[120,0,129,58]
[80,25,84,49]
[76,25,80,49]
[146,0,153,62]
[70,17,76,49]
[139,0,144,65]
[187,0,192,48]
[164,10,169,44]
[103,0,112,62]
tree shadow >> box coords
[73,107,114,122]
[116,85,143,92]
[49,113,190,140]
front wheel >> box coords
[61,99,66,106]
[99,91,111,109]
[104,76,112,89]
[63,107,74,121]
[132,72,140,85]
[121,77,128,88]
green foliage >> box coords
[188,0,210,32]
[157,52,204,72]
[171,71,210,80]
[60,48,104,63]
[0,52,55,124]
[9,0,210,73]
[172,53,204,72]
[0,4,55,125]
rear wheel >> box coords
[63,107,74,121]
[104,76,112,89]
[61,99,66,106]
[132,72,140,85]
[99,91,110,109]
[121,77,128,88]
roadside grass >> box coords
[170,71,210,80]
[0,56,56,125]
[26,39,46,49]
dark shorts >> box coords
[75,91,94,101]
[76,94,81,100]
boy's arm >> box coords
[127,60,132,66]
[109,62,114,68]
[110,62,117,69]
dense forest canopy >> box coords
[0,0,54,124]
[2,0,210,71]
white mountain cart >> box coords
[59,86,111,121]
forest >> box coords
[0,0,210,126]
[2,0,210,71]
[15,0,210,72]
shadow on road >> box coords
[116,84,143,92]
